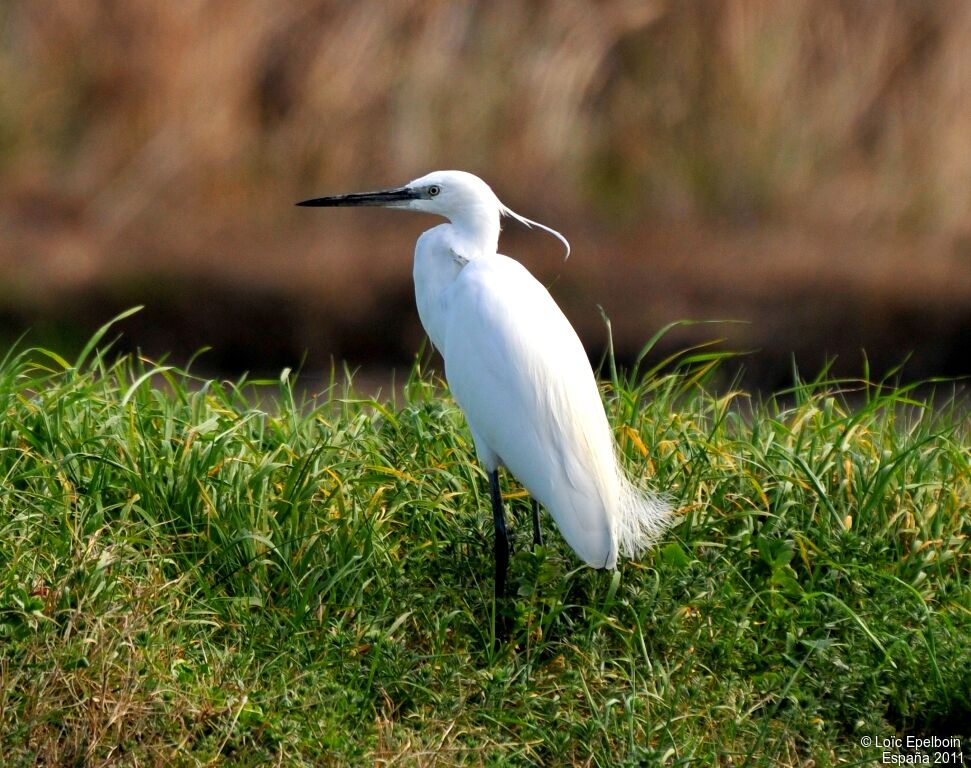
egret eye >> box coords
[428,185,441,197]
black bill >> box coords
[296,187,419,207]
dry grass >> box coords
[0,535,193,765]
[4,1,971,234]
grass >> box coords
[1,313,969,766]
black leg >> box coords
[489,470,510,601]
[531,498,543,548]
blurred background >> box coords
[2,1,970,391]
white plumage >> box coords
[299,170,672,584]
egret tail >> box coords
[613,470,672,561]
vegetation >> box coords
[1,314,969,766]
[6,2,971,231]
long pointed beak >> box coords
[296,186,419,208]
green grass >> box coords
[1,314,969,766]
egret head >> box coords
[297,170,570,258]
[401,170,500,217]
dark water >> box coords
[2,276,969,399]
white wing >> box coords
[441,254,621,568]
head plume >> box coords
[500,205,571,259]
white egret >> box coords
[298,170,672,602]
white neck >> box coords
[446,203,501,261]
[412,212,499,353]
